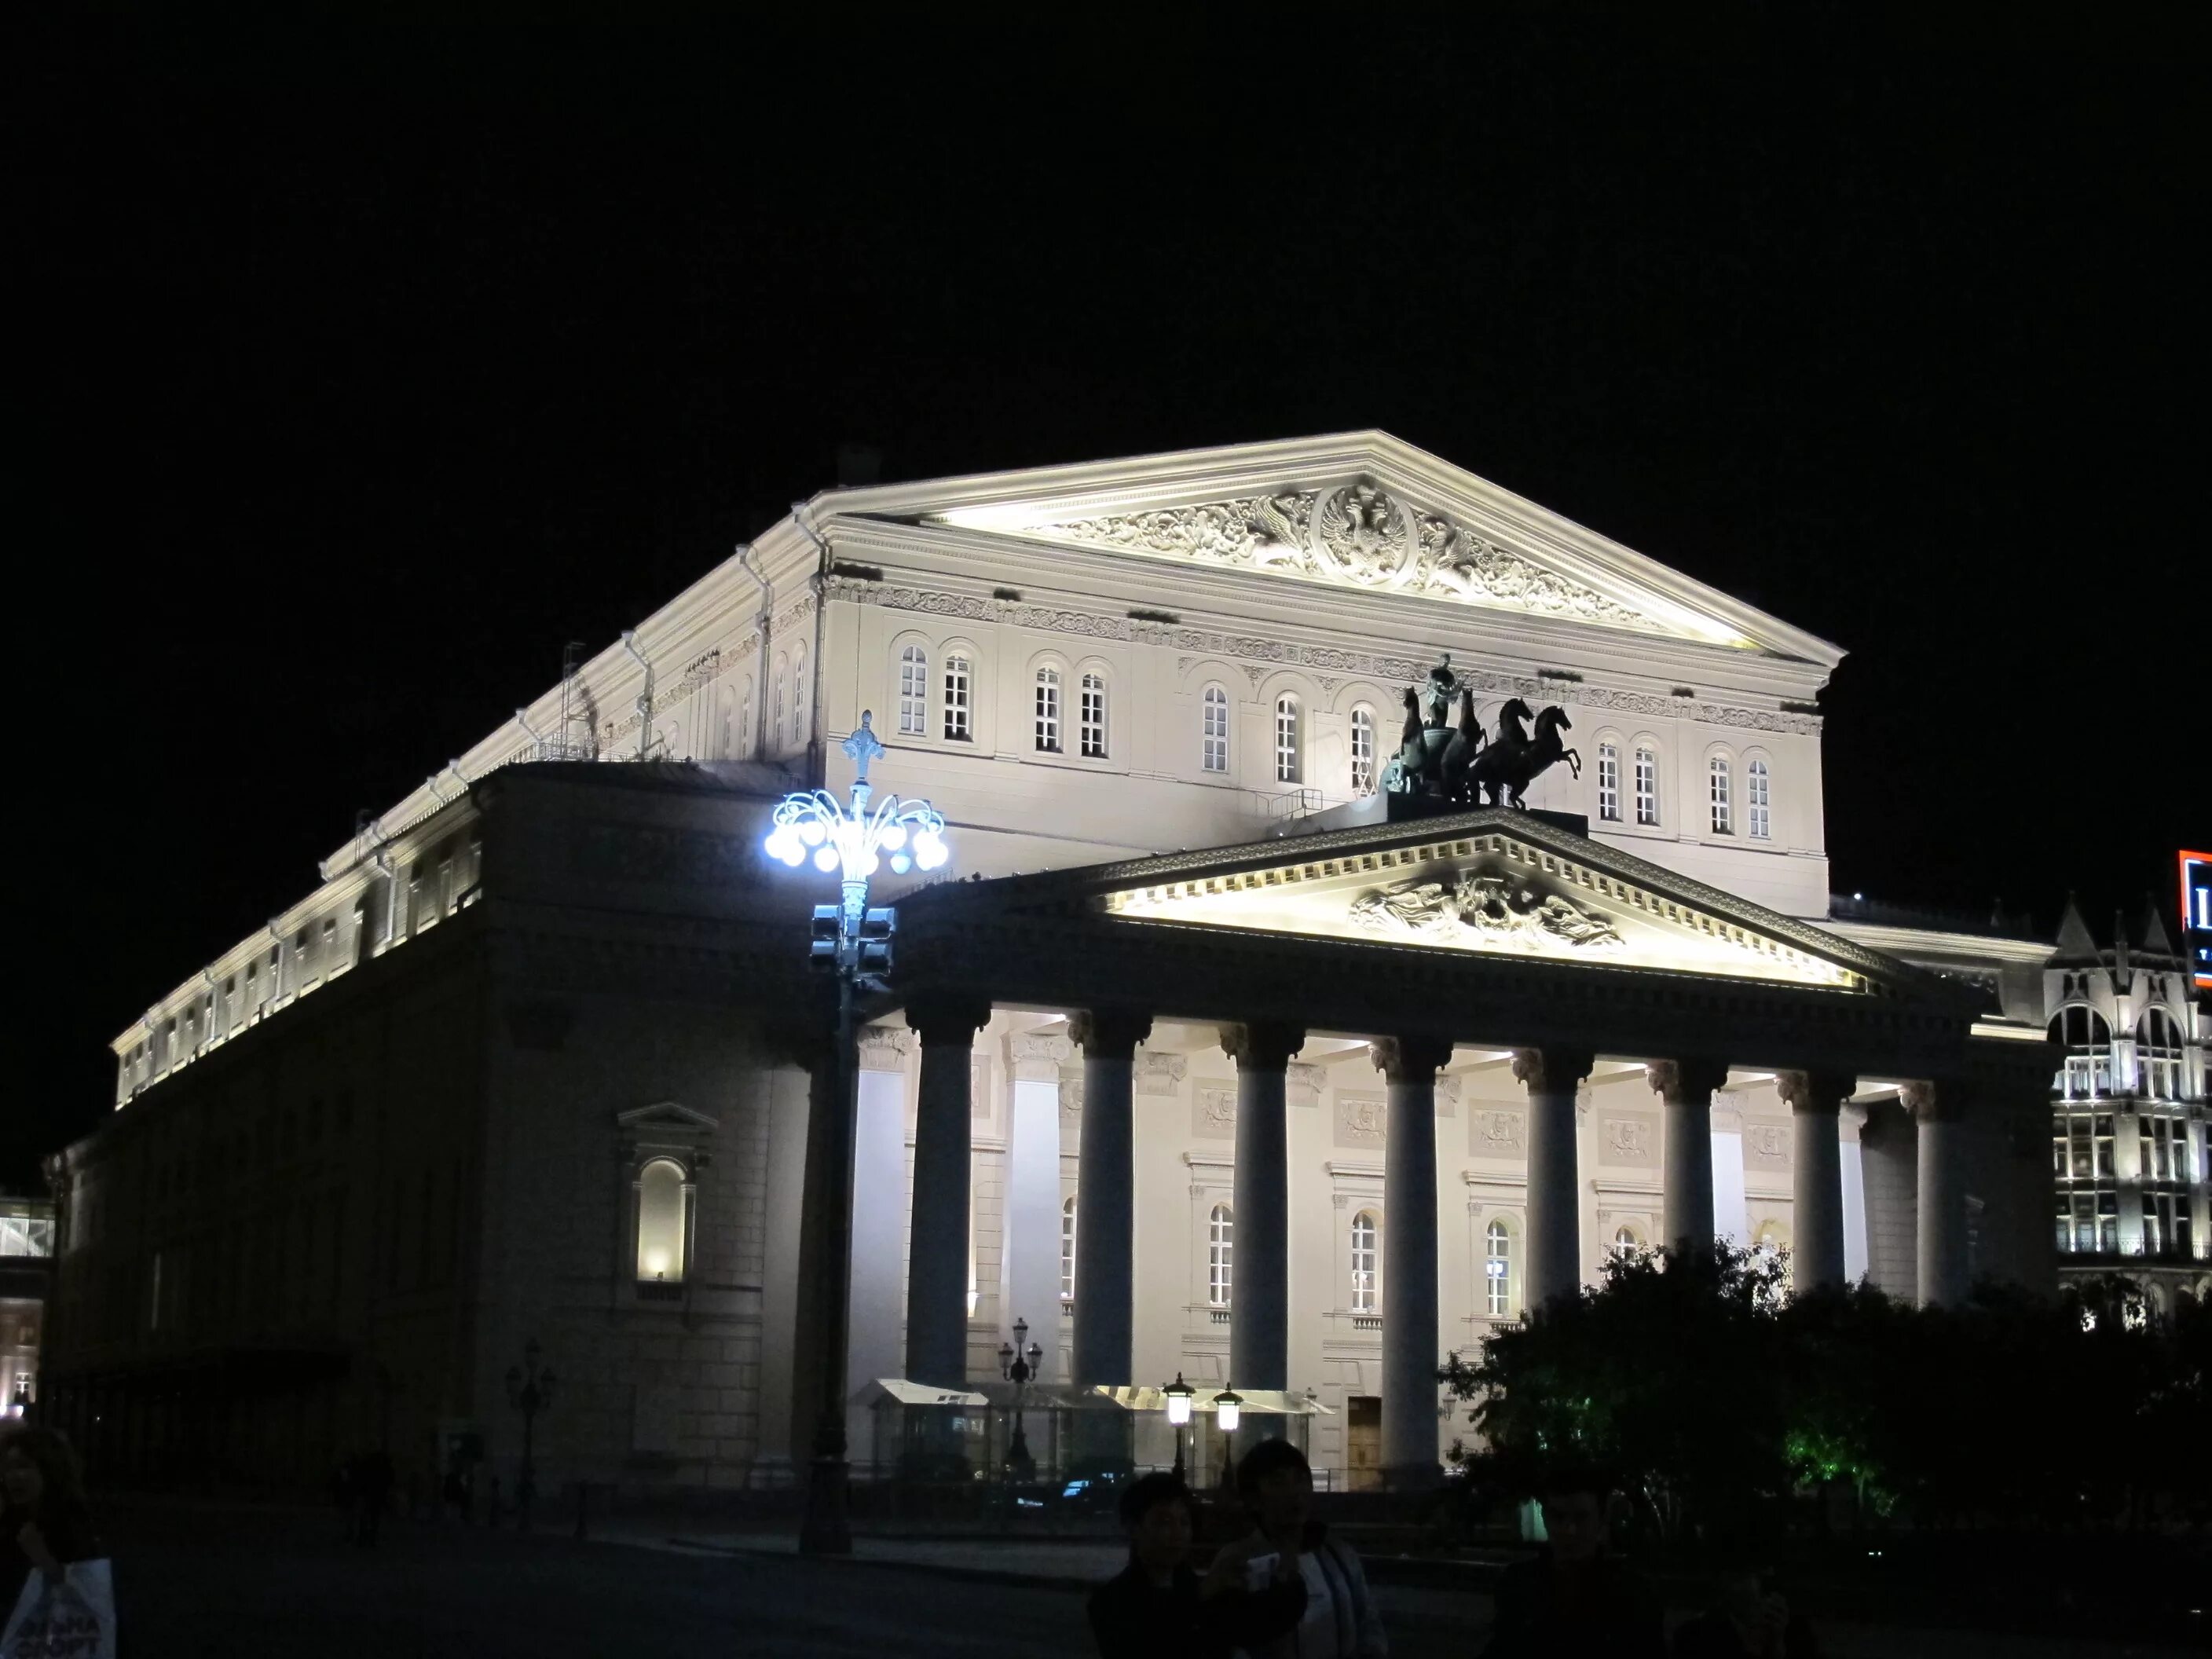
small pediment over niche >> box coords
[617,1101,719,1161]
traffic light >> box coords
[858,906,895,976]
[809,905,840,969]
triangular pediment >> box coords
[815,432,1839,663]
[616,1101,720,1134]
[1085,810,1921,994]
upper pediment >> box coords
[811,432,1841,664]
[1076,808,1923,996]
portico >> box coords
[820,804,2053,1489]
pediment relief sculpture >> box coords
[1002,478,1690,639]
[1350,873,1624,953]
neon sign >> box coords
[2183,850,2212,989]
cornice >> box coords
[1825,922,2056,966]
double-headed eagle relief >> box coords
[1349,871,1624,951]
[1379,652,1580,808]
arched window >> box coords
[1060,1196,1077,1302]
[2049,1006,2114,1100]
[2138,1008,2181,1101]
[1747,758,1771,840]
[635,1157,688,1283]
[1207,1204,1233,1306]
[1610,1224,1644,1261]
[1350,705,1376,796]
[1596,742,1621,822]
[1634,745,1659,825]
[1484,1218,1514,1318]
[1708,756,1733,835]
[1201,684,1229,774]
[1350,1210,1379,1311]
[1273,697,1300,784]
[943,653,972,741]
[1034,667,1062,753]
[1079,672,1108,758]
[897,644,928,735]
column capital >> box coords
[1069,1008,1152,1061]
[903,994,993,1048]
[1511,1046,1594,1093]
[1372,1034,1455,1083]
[1219,1020,1305,1073]
[1645,1057,1731,1101]
[1776,1070,1857,1115]
[1901,1079,1971,1122]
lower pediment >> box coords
[1101,826,1870,992]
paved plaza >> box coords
[78,1497,2200,1657]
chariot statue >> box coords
[1380,654,1581,808]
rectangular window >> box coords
[1350,709,1375,796]
[2141,1192,2162,1256]
[1709,760,1733,835]
[1635,749,1657,825]
[1079,675,1107,758]
[898,647,927,735]
[1274,700,1299,784]
[1596,744,1620,822]
[1748,760,1771,840]
[1202,687,1229,774]
[942,657,971,741]
[1034,670,1060,752]
[2097,1191,2119,1252]
[2096,1115,2115,1179]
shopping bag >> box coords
[0,1558,116,1659]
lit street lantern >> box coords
[1163,1372,1194,1480]
[999,1316,1044,1483]
[764,712,950,1557]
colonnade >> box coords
[895,1001,1982,1487]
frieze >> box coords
[1436,1075,1461,1116]
[1745,1122,1791,1163]
[1350,873,1625,951]
[822,577,1819,734]
[1059,1069,1086,1120]
[1287,1061,1327,1108]
[1602,1114,1658,1167]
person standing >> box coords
[1088,1471,1306,1658]
[1216,1439,1386,1659]
[1,1428,104,1589]
[1482,1464,1664,1658]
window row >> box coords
[1593,744,1771,837]
[2049,1005,2196,1101]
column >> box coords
[1068,1009,1152,1386]
[1646,1057,1730,1256]
[1904,1079,1970,1307]
[1219,1020,1305,1390]
[904,998,991,1386]
[1003,1030,1072,1377]
[1374,1035,1453,1489]
[1514,1047,1594,1308]
[848,1027,914,1401]
[1777,1070,1855,1292]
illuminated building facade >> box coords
[38,434,2204,1495]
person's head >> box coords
[1234,1438,1312,1541]
[1536,1463,1618,1565]
[0,1428,86,1517]
[1116,1472,1193,1576]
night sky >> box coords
[18,22,2204,1186]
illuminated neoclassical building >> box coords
[40,434,2207,1494]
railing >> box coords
[635,1280,683,1302]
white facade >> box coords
[86,432,2198,1494]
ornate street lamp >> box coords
[1212,1386,1243,1434]
[504,1339,555,1531]
[1163,1372,1194,1480]
[998,1316,1045,1484]
[764,712,950,1557]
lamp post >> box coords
[998,1317,1044,1484]
[763,712,949,1557]
[1210,1386,1243,1489]
[1163,1372,1194,1481]
[504,1339,555,1531]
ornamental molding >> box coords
[1287,1061,1327,1108]
[1134,1049,1188,1096]
[821,577,1819,734]
[1006,1030,1074,1081]
[1350,873,1626,953]
[1193,1083,1237,1141]
[858,1027,916,1071]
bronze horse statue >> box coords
[1388,687,1487,799]
[1467,701,1580,808]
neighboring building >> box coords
[2,1194,56,1418]
[37,433,2199,1500]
